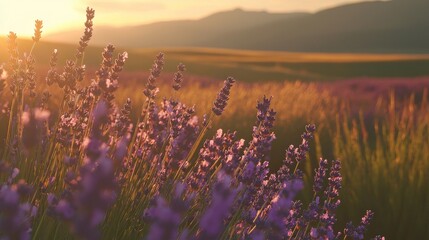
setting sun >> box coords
[0,0,81,37]
[1,0,378,37]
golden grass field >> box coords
[2,37,429,82]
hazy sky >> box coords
[0,0,380,36]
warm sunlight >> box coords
[0,0,81,37]
[0,0,378,37]
[0,0,427,239]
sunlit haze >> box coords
[1,0,379,37]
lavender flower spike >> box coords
[143,53,165,99]
[172,63,186,91]
[76,7,95,60]
[198,171,239,239]
[32,20,43,43]
[144,183,191,240]
[21,108,50,150]
[344,210,375,240]
[212,76,235,116]
[313,158,329,194]
[0,180,36,240]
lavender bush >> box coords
[0,8,383,240]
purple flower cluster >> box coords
[144,183,193,240]
[344,210,374,240]
[0,8,383,240]
[198,171,240,239]
[188,129,238,191]
[48,101,118,240]
[6,23,41,99]
[94,44,128,108]
[0,169,36,240]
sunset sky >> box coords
[0,0,380,37]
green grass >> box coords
[2,37,429,82]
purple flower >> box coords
[143,53,164,99]
[326,159,342,200]
[144,183,192,240]
[212,77,235,116]
[21,108,50,150]
[198,171,239,239]
[0,17,385,239]
[313,158,329,194]
[189,129,238,191]
[46,49,59,84]
[49,152,117,240]
[145,196,181,240]
[166,113,199,173]
[238,96,276,213]
[76,7,95,60]
[172,63,186,91]
[0,180,36,240]
[310,226,335,240]
[344,210,375,240]
[222,137,245,175]
[301,197,320,224]
[252,179,303,240]
[48,100,118,240]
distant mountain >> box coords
[213,0,429,53]
[46,9,308,47]
[46,1,429,53]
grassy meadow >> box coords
[1,29,429,239]
[2,37,429,82]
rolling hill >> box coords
[45,0,429,53]
[46,9,308,48]
[215,0,429,52]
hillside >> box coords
[214,0,429,52]
[44,1,429,53]
[46,9,308,48]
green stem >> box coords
[3,98,16,160]
[29,42,36,56]
[33,210,46,239]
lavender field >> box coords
[1,6,428,240]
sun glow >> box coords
[0,0,379,38]
[0,0,81,37]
